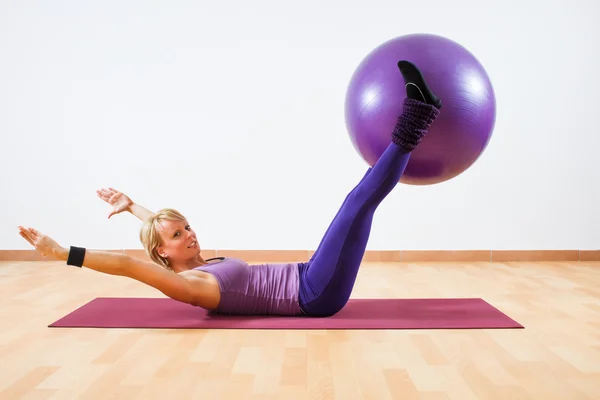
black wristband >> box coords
[67,246,86,267]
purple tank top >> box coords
[194,258,303,316]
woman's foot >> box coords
[397,60,442,110]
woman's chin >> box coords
[189,248,201,257]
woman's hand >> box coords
[18,226,67,260]
[96,187,134,219]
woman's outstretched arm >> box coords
[96,187,155,222]
[18,226,203,306]
[128,203,155,222]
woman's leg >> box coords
[298,63,441,316]
[308,168,372,263]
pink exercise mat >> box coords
[48,297,523,330]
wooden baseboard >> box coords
[1,249,599,262]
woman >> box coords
[18,60,442,317]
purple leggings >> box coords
[297,99,439,316]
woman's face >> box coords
[157,219,200,262]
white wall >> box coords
[1,0,599,253]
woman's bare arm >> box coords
[18,226,203,306]
[128,203,155,222]
[56,247,202,305]
[97,188,155,222]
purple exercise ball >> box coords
[344,33,496,185]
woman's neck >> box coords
[171,254,207,273]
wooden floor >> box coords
[1,260,599,399]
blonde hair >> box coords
[139,208,188,270]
